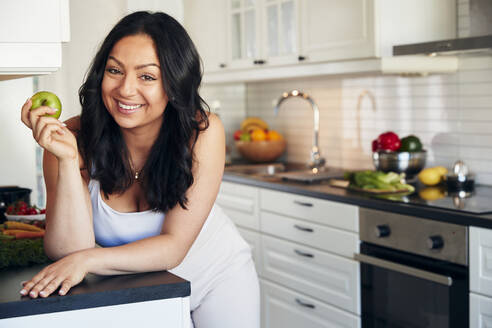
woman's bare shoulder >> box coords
[64,116,80,135]
[204,112,223,132]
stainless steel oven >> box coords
[355,208,468,328]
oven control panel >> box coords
[359,208,468,266]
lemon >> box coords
[419,187,446,200]
[418,167,442,186]
[434,166,448,176]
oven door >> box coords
[356,243,468,328]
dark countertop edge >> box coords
[0,281,190,320]
[223,173,492,229]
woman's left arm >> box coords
[22,114,226,298]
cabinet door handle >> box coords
[253,59,266,65]
[293,200,313,207]
[219,63,227,68]
[295,298,316,309]
[298,55,306,61]
[294,249,314,258]
[294,224,314,232]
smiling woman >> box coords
[19,11,260,328]
[102,36,167,131]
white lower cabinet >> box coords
[261,211,359,258]
[470,293,492,328]
[261,234,360,314]
[470,226,492,327]
[218,181,360,327]
[216,181,260,230]
[261,279,360,328]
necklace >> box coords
[129,157,141,180]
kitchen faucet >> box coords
[274,90,326,171]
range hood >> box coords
[394,0,492,56]
[394,35,492,56]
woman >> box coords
[20,11,259,327]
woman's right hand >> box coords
[21,98,78,161]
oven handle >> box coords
[354,253,453,286]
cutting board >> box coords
[329,179,412,194]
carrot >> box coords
[3,221,44,232]
[3,230,45,239]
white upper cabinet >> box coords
[225,0,300,69]
[300,0,455,63]
[185,0,457,82]
[300,0,375,62]
[227,0,260,69]
[0,0,70,79]
[261,0,300,65]
[183,0,227,73]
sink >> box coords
[225,163,345,183]
[225,163,299,176]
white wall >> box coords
[38,0,128,120]
[127,0,183,22]
[0,77,38,204]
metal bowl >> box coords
[372,150,427,178]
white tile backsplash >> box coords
[201,54,492,185]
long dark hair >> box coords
[78,11,209,212]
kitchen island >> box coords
[0,264,190,327]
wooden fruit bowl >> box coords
[235,140,286,163]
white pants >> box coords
[190,258,260,328]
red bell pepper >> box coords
[376,131,401,151]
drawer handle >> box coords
[294,224,314,233]
[295,298,316,309]
[294,249,314,258]
[293,200,313,207]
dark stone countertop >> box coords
[0,264,190,319]
[223,171,492,229]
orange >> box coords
[250,129,267,141]
[267,130,283,141]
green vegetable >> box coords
[0,238,51,270]
[399,135,423,152]
[344,170,415,193]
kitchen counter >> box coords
[0,264,190,324]
[223,169,492,229]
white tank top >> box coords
[88,179,251,310]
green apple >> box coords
[30,91,62,119]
